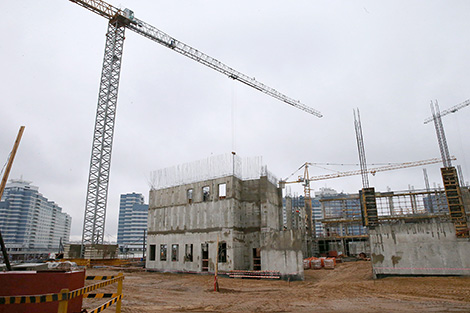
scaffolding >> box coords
[318,188,452,239]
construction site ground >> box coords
[84,261,470,313]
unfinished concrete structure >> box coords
[370,220,470,277]
[146,154,304,280]
[283,185,470,265]
[367,186,470,277]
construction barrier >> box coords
[0,273,124,313]
[75,274,124,313]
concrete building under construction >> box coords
[145,154,304,280]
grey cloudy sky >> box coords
[1,0,469,241]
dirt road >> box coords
[84,261,470,312]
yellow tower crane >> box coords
[67,0,322,251]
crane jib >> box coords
[69,0,322,118]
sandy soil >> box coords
[83,261,470,313]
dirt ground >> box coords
[83,261,470,313]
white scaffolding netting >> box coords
[150,153,278,190]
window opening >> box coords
[218,183,227,199]
[171,244,179,261]
[201,243,209,271]
[253,248,261,270]
[160,244,167,261]
[149,245,156,261]
[202,186,210,202]
[185,244,193,262]
[218,242,227,263]
[187,189,193,204]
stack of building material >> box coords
[303,257,336,270]
[228,270,281,279]
[303,259,311,269]
[311,258,322,269]
[323,258,335,269]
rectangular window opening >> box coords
[187,189,193,204]
[185,243,193,262]
[201,243,209,272]
[171,244,179,261]
[149,244,156,261]
[202,186,210,202]
[253,248,261,270]
[160,244,167,261]
[218,183,227,199]
[218,242,227,263]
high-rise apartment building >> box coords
[117,193,148,254]
[0,179,71,259]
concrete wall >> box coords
[146,174,303,279]
[149,176,265,233]
[260,230,304,280]
[370,221,470,277]
[285,197,293,230]
[348,241,370,256]
[147,231,234,272]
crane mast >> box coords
[69,0,322,249]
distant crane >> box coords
[280,157,452,187]
[0,126,25,271]
[425,100,468,237]
[353,108,369,188]
[429,101,453,167]
[424,98,470,124]
[68,0,322,249]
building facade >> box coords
[0,179,71,259]
[117,193,148,255]
[146,154,304,280]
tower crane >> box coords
[423,98,470,124]
[68,0,322,249]
[279,156,454,188]
[425,100,469,237]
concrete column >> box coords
[285,197,293,230]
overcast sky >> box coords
[1,1,469,241]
